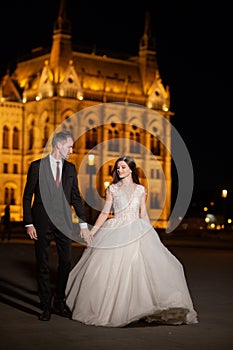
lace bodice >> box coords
[107,183,146,222]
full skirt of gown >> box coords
[65,217,198,327]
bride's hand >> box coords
[80,228,93,245]
[90,228,97,238]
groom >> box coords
[23,131,90,321]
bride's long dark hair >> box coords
[111,156,140,184]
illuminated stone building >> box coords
[0,0,173,228]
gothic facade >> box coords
[0,1,173,229]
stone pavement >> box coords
[0,235,233,350]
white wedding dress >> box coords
[65,183,198,327]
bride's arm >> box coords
[139,188,150,223]
[90,189,113,236]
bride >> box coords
[65,156,198,327]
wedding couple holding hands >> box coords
[23,131,198,327]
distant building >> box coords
[0,0,173,228]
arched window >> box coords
[13,127,19,149]
[150,169,160,179]
[3,163,8,173]
[150,193,160,209]
[28,121,35,150]
[150,135,160,155]
[69,125,73,132]
[28,128,34,150]
[4,187,15,205]
[4,188,9,203]
[13,164,18,174]
[3,126,9,149]
[108,129,119,152]
[42,125,49,147]
[130,129,140,153]
[85,128,97,149]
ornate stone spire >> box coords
[139,8,156,53]
[50,0,73,83]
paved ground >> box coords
[0,235,233,350]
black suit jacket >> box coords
[23,155,86,237]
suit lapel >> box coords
[40,156,56,195]
[61,160,68,188]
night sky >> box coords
[1,0,232,209]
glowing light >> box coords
[162,104,169,112]
[88,154,95,166]
[221,189,227,198]
[104,181,110,189]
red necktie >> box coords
[56,161,60,187]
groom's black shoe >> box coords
[39,306,51,321]
[53,301,72,318]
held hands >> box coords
[26,225,38,240]
[80,228,93,245]
[26,225,94,245]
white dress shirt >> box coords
[49,155,62,182]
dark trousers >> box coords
[34,224,72,307]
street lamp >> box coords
[87,154,96,225]
[221,189,228,230]
[88,154,95,166]
[221,189,227,198]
